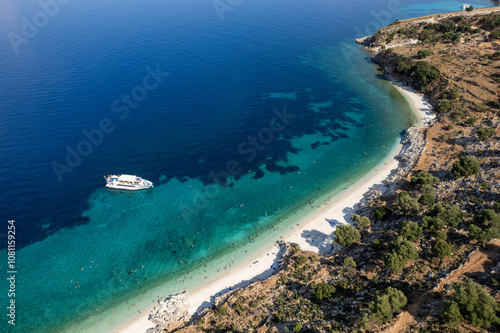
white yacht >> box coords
[104,174,153,191]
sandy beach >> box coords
[116,83,434,333]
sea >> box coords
[0,0,495,332]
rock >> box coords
[147,292,190,332]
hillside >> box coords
[155,8,500,333]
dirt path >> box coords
[381,239,500,333]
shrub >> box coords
[395,191,419,215]
[452,155,481,178]
[374,206,392,220]
[371,239,382,250]
[411,171,439,185]
[343,256,357,268]
[384,237,419,272]
[419,192,435,206]
[494,202,500,213]
[418,49,432,58]
[465,117,477,126]
[431,239,452,259]
[466,5,473,12]
[313,283,336,301]
[453,281,500,328]
[450,87,460,99]
[469,209,500,243]
[334,225,361,246]
[351,214,370,229]
[477,127,496,141]
[442,301,463,327]
[437,99,452,113]
[370,287,407,323]
[293,322,303,332]
[411,61,440,89]
[399,221,422,242]
[490,29,500,39]
[422,203,463,231]
[217,305,227,316]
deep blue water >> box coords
[0,0,496,332]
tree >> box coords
[437,99,452,113]
[452,155,481,178]
[399,221,422,242]
[422,204,463,231]
[385,287,407,313]
[395,191,419,215]
[431,239,452,259]
[384,237,419,272]
[313,283,336,301]
[351,214,371,229]
[450,87,460,99]
[418,49,431,58]
[374,206,392,220]
[494,202,500,213]
[334,225,361,246]
[419,192,435,206]
[370,287,407,323]
[453,281,500,328]
[466,5,473,12]
[442,301,463,327]
[411,171,439,185]
[293,322,303,332]
[469,209,500,243]
[343,256,357,268]
[411,61,440,88]
[477,127,496,141]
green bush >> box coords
[313,283,336,301]
[452,281,500,328]
[343,256,357,268]
[469,209,500,243]
[411,61,440,89]
[334,225,361,246]
[293,322,303,332]
[374,206,392,220]
[399,221,422,242]
[431,239,452,259]
[410,171,439,185]
[395,191,419,215]
[477,127,496,141]
[370,287,407,323]
[419,192,435,206]
[490,29,500,39]
[422,203,463,231]
[217,304,227,316]
[494,202,500,213]
[442,301,463,327]
[384,237,419,272]
[418,49,432,58]
[437,99,452,113]
[465,117,477,126]
[351,214,370,229]
[452,155,481,178]
[450,87,460,99]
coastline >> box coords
[115,81,434,333]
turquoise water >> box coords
[0,0,496,332]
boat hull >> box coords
[105,183,152,191]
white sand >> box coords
[116,85,432,333]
